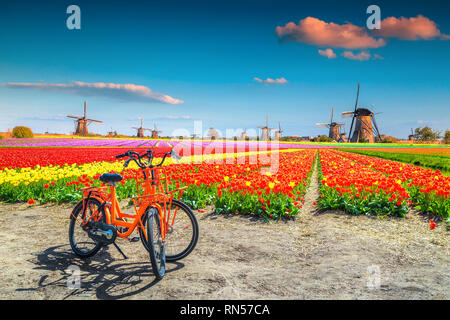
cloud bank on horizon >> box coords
[276,15,449,60]
[0,81,184,105]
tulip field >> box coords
[0,137,449,222]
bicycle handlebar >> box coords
[117,148,181,169]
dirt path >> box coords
[0,160,448,299]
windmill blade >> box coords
[336,123,346,126]
[354,82,360,112]
[348,115,356,142]
[86,119,103,123]
[67,115,82,119]
[132,127,139,130]
[372,116,382,138]
[316,123,330,128]
[83,101,87,119]
[330,107,334,124]
[342,111,354,118]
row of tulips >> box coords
[333,150,449,219]
[0,148,316,220]
[73,150,316,220]
[317,150,411,217]
[0,145,288,169]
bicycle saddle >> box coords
[99,173,123,183]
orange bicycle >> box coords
[68,149,199,279]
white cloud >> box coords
[253,77,288,84]
[318,48,337,59]
[342,51,371,61]
[0,81,184,104]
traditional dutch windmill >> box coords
[274,122,283,140]
[132,118,152,138]
[107,127,117,137]
[241,128,248,140]
[258,116,276,141]
[316,107,345,141]
[342,83,382,143]
[408,128,415,142]
[150,123,162,139]
[67,101,103,136]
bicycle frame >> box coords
[75,164,187,244]
[132,167,188,241]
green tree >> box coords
[12,126,34,138]
[314,135,333,142]
[414,126,441,141]
[380,134,398,143]
[444,130,450,144]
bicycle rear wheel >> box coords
[140,200,198,261]
[144,207,166,280]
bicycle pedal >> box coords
[129,237,140,242]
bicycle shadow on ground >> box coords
[18,244,184,300]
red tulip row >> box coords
[0,147,171,169]
[317,150,410,217]
[331,150,449,218]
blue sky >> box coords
[0,0,449,138]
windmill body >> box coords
[350,108,375,143]
[274,122,283,140]
[67,101,103,136]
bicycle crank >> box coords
[87,221,117,245]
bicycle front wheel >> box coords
[69,198,106,258]
[145,207,166,280]
[140,200,199,261]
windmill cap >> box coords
[355,108,374,116]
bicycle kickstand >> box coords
[113,242,128,259]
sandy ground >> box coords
[0,162,448,300]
